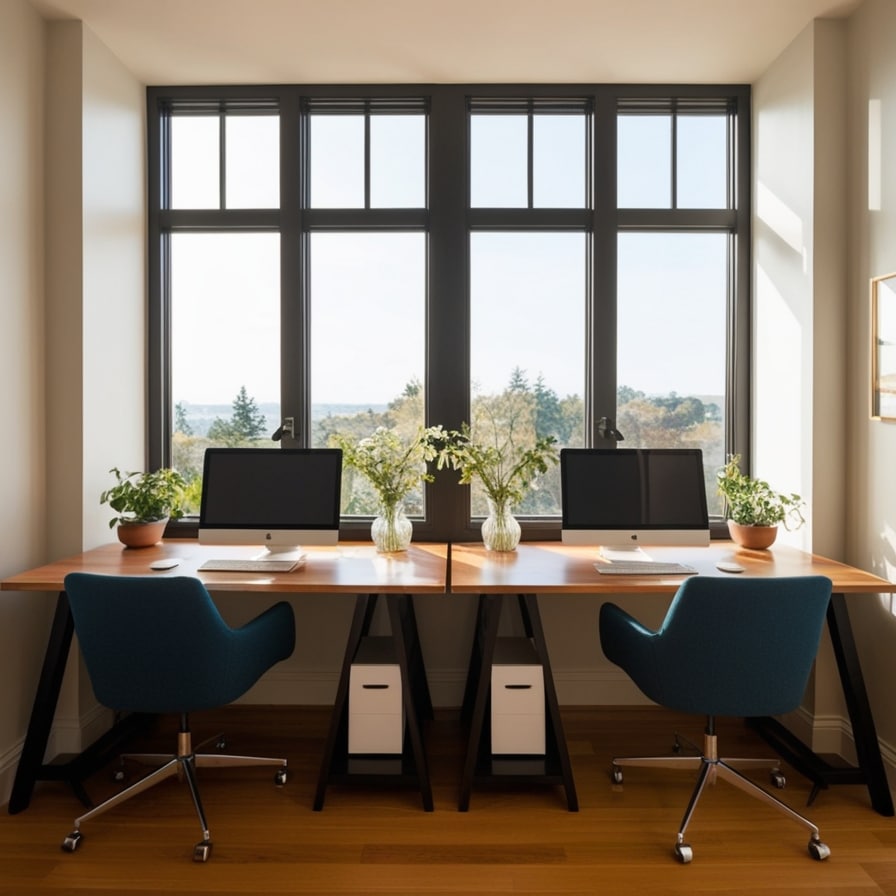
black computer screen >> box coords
[561,448,709,530]
[199,448,343,531]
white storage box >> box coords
[490,637,545,755]
[349,637,405,754]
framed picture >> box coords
[872,272,896,420]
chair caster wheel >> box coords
[808,837,830,861]
[112,768,127,783]
[674,842,693,864]
[215,737,227,751]
[193,840,212,862]
[611,766,623,785]
[62,830,82,853]
[274,767,288,786]
[771,771,786,788]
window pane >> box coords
[616,232,726,515]
[533,113,587,208]
[170,233,281,510]
[371,115,425,208]
[470,114,528,207]
[677,114,728,209]
[225,115,279,208]
[469,232,586,517]
[170,116,219,209]
[309,115,364,207]
[617,114,671,208]
[309,233,426,515]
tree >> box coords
[207,386,267,445]
[533,376,570,443]
[231,386,267,440]
[174,401,193,436]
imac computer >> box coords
[560,447,710,553]
[199,447,343,555]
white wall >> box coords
[845,0,896,777]
[753,19,852,753]
[0,11,147,805]
[754,2,896,788]
[0,0,50,809]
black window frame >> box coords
[147,83,750,543]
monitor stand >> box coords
[252,546,305,561]
[599,546,652,562]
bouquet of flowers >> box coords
[439,423,557,508]
[334,425,446,507]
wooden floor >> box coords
[1,706,894,895]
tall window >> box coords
[304,100,428,516]
[615,100,740,518]
[149,86,750,540]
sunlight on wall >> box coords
[879,521,896,616]
[756,179,804,258]
[753,262,807,548]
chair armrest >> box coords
[599,602,664,705]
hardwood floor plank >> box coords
[1,706,893,895]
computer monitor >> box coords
[199,448,343,554]
[560,447,710,549]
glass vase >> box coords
[371,501,413,553]
[481,497,521,552]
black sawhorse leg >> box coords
[9,591,148,815]
[313,593,433,811]
[748,592,894,816]
[458,593,578,812]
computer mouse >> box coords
[716,561,744,574]
[149,558,179,571]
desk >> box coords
[1,540,448,815]
[450,541,896,816]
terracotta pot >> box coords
[116,518,168,548]
[727,519,778,550]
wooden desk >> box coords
[2,540,449,815]
[450,541,896,816]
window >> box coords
[149,85,750,541]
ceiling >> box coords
[29,0,863,86]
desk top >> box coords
[4,540,892,596]
[0,541,449,594]
[449,542,896,594]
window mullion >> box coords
[219,111,226,210]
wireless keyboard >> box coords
[595,561,697,576]
[198,558,302,573]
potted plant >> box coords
[717,454,805,549]
[332,425,446,552]
[100,466,187,548]
[439,423,558,551]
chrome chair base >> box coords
[62,720,287,861]
[611,724,830,863]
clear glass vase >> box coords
[481,497,521,552]
[371,501,413,553]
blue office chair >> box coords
[60,572,296,862]
[599,574,833,864]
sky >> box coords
[169,110,728,408]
